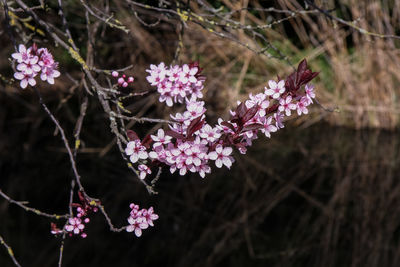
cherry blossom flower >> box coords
[138,164,151,179]
[305,84,316,103]
[126,204,158,237]
[296,97,309,115]
[125,140,148,163]
[40,67,60,84]
[14,72,37,89]
[199,124,221,142]
[151,129,172,148]
[11,44,60,89]
[179,64,198,84]
[265,80,285,99]
[65,217,85,235]
[260,116,278,138]
[278,95,297,116]
[126,216,148,237]
[274,112,285,129]
[208,145,234,169]
[11,44,31,63]
[16,55,40,75]
[142,207,159,227]
[146,62,205,107]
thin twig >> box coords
[33,87,85,192]
[0,188,68,219]
[0,234,22,267]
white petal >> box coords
[129,154,139,163]
[223,157,232,168]
[215,159,222,168]
[222,147,232,156]
[53,70,60,78]
[268,80,276,89]
[28,78,36,86]
[208,152,217,160]
[20,79,28,89]
[135,228,142,237]
[14,72,24,80]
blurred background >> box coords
[1,0,400,266]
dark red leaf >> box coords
[265,104,279,115]
[241,123,263,133]
[141,134,153,148]
[221,121,236,131]
[127,130,139,141]
[236,102,247,118]
[187,116,202,136]
[165,129,185,140]
[242,105,259,123]
[188,120,205,137]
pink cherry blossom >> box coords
[296,97,309,115]
[125,140,148,163]
[260,116,277,138]
[126,216,148,237]
[65,217,85,235]
[179,64,198,84]
[208,145,234,169]
[305,84,316,103]
[151,129,172,148]
[11,44,60,89]
[278,95,297,116]
[274,112,285,129]
[199,124,221,142]
[142,207,159,227]
[265,80,285,99]
[126,204,158,237]
[14,72,37,89]
[138,164,151,179]
[11,44,31,63]
[40,67,60,84]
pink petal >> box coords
[134,228,142,237]
[215,159,222,168]
[222,147,232,156]
[14,72,24,80]
[20,79,28,89]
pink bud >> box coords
[81,233,87,238]
[112,71,118,77]
[128,77,134,83]
[122,74,126,78]
[118,77,124,85]
[84,218,90,223]
[122,82,128,87]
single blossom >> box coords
[138,164,151,179]
[260,116,278,138]
[65,217,85,235]
[265,80,285,99]
[151,129,172,148]
[125,140,148,163]
[126,216,148,237]
[296,97,309,115]
[278,95,297,116]
[208,145,234,169]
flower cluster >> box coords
[146,62,205,106]
[125,60,318,179]
[12,44,60,89]
[51,192,99,238]
[112,71,134,88]
[126,203,159,237]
